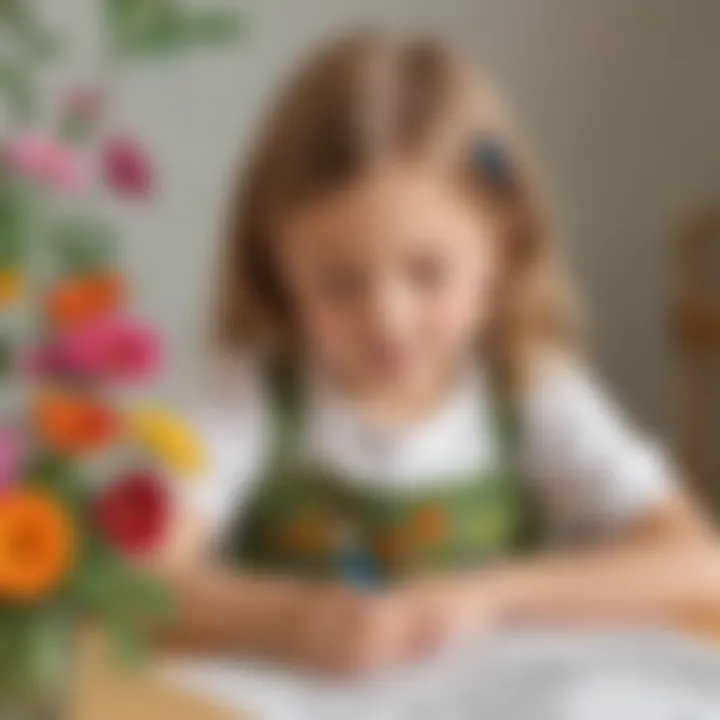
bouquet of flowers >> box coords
[0,1,241,715]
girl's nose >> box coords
[366,277,415,338]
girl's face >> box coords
[277,162,500,393]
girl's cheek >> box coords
[303,303,356,359]
[429,282,487,346]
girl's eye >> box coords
[407,253,449,290]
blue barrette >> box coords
[473,138,514,190]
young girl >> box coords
[162,32,719,674]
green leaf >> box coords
[105,0,245,58]
[0,224,25,267]
[138,21,187,55]
[0,181,34,267]
[0,58,35,123]
[67,532,175,637]
[105,0,181,56]
[0,0,60,62]
[69,542,124,615]
[59,113,98,147]
[79,561,175,666]
[0,606,75,701]
[124,572,177,622]
[26,450,92,516]
[184,9,245,46]
[22,609,74,696]
[0,334,14,377]
[53,214,118,274]
[107,614,149,665]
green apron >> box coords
[227,369,539,586]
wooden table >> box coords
[71,635,240,720]
[70,623,720,720]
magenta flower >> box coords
[97,318,164,381]
[0,428,22,489]
[103,135,155,198]
[25,345,81,378]
[5,133,86,193]
[31,317,163,383]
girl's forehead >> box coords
[282,161,475,230]
[275,164,488,262]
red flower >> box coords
[103,135,155,198]
[94,470,170,556]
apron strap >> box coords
[225,359,305,564]
[488,366,521,471]
[265,358,304,469]
[488,369,542,551]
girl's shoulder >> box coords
[517,353,673,535]
[519,353,632,440]
[522,352,605,413]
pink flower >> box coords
[103,135,155,198]
[96,318,164,381]
[25,345,80,377]
[31,317,163,383]
[0,428,22,489]
[5,133,85,193]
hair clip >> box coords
[472,138,514,190]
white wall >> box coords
[47,0,720,433]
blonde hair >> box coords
[215,31,582,391]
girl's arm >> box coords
[148,498,304,657]
[152,503,399,672]
[485,362,720,629]
[152,358,412,672]
[483,493,720,628]
[409,364,720,639]
[155,553,413,673]
[156,561,312,657]
[412,494,720,636]
[400,499,720,646]
[151,356,315,659]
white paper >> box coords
[165,632,720,720]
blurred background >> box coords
[9,2,719,718]
[47,0,720,447]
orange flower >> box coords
[45,273,124,328]
[35,391,120,454]
[0,490,75,600]
[0,269,24,307]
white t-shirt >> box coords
[187,354,673,545]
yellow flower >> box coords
[0,269,24,307]
[129,406,206,478]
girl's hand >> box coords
[282,584,418,675]
[280,577,499,675]
[393,575,501,654]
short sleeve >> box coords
[181,353,269,542]
[521,362,675,540]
